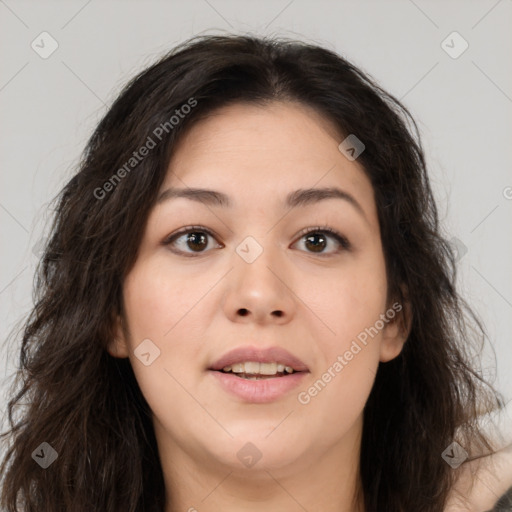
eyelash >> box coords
[162,224,351,258]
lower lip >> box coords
[209,370,308,403]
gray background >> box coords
[1,0,511,429]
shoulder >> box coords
[445,401,512,512]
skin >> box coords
[108,101,410,512]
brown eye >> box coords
[304,232,328,253]
[184,232,209,252]
[294,226,351,256]
[163,226,222,256]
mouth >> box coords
[208,346,309,402]
[209,345,309,375]
[216,361,300,380]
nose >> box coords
[222,241,296,325]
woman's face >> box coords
[109,101,407,478]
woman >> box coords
[0,34,509,511]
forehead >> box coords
[162,101,376,218]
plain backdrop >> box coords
[1,0,511,436]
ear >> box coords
[379,298,412,363]
[106,312,130,359]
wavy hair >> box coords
[0,34,502,511]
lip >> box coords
[209,346,309,372]
[208,345,309,403]
[209,370,308,403]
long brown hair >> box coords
[0,34,502,511]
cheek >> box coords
[120,259,208,392]
[292,250,386,422]
[295,352,377,452]
[299,252,387,351]
[120,262,211,441]
[293,278,385,444]
[122,257,212,341]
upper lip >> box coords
[209,346,309,372]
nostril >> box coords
[238,308,249,316]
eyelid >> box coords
[162,225,222,251]
[294,225,351,252]
[162,224,350,256]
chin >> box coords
[209,429,309,473]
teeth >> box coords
[221,361,295,375]
[244,361,260,374]
[259,362,277,375]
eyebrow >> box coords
[156,186,367,220]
